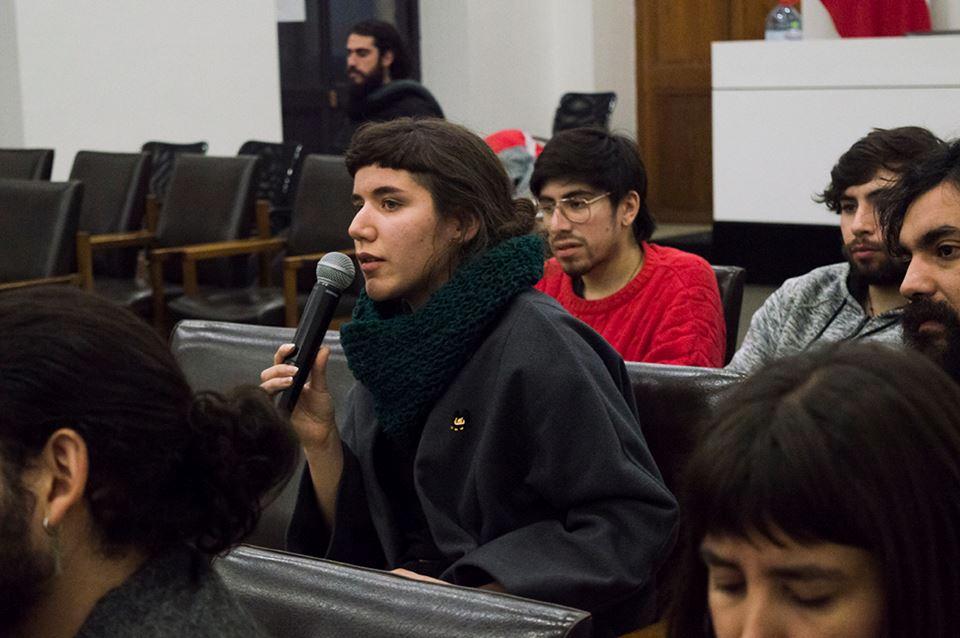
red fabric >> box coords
[821,0,931,37]
[483,129,543,155]
[535,243,726,366]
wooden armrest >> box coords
[87,229,156,249]
[77,230,156,291]
[153,237,286,297]
[153,237,285,262]
[0,274,79,291]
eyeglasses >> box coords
[535,192,611,224]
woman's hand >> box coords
[390,569,448,585]
[261,344,337,450]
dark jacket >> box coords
[334,79,444,152]
[288,290,678,636]
[76,547,267,638]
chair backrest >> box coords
[711,265,746,365]
[625,361,742,494]
[215,545,593,638]
[238,140,304,209]
[69,150,152,278]
[156,154,259,286]
[141,140,208,201]
[0,179,83,281]
[170,319,352,550]
[551,93,617,135]
[0,148,54,180]
[287,154,356,290]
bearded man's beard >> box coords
[902,297,960,383]
[0,467,57,634]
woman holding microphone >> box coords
[261,118,676,637]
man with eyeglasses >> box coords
[532,128,725,366]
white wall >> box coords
[5,0,283,180]
[420,0,637,139]
[0,0,24,147]
[803,0,959,39]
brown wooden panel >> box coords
[637,0,772,225]
[651,1,730,64]
[650,93,713,224]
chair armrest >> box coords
[151,237,286,297]
[153,237,286,261]
[87,229,156,249]
[77,230,157,291]
[0,274,79,291]
[282,249,356,326]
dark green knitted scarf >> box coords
[340,234,544,446]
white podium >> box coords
[710,35,960,281]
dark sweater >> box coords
[75,547,267,638]
[334,79,444,152]
[288,290,678,637]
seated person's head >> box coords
[345,118,536,308]
[347,19,411,86]
[669,343,960,638]
[0,287,296,634]
[530,128,655,277]
[817,126,944,289]
[879,138,960,381]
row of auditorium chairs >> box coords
[0,144,745,360]
[0,141,304,214]
[172,319,742,636]
[0,149,356,330]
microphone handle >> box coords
[276,282,342,414]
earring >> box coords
[42,515,54,535]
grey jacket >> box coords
[727,262,904,375]
[76,547,267,638]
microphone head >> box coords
[315,252,356,292]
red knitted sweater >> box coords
[535,243,726,366]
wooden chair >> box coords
[165,154,356,327]
[0,148,54,180]
[71,150,152,284]
[75,154,259,326]
[0,179,83,291]
[141,140,208,202]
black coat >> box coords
[333,80,444,152]
[288,290,678,636]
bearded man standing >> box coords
[727,127,944,374]
[335,20,443,152]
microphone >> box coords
[276,252,356,413]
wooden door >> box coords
[636,1,768,224]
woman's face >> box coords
[349,165,465,309]
[701,532,884,638]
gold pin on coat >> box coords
[450,410,469,432]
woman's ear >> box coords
[619,191,641,227]
[34,429,89,530]
[445,213,480,246]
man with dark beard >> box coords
[333,20,443,152]
[728,127,944,374]
[879,139,960,381]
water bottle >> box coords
[765,1,802,41]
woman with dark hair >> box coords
[669,342,960,637]
[261,118,677,636]
[0,286,297,638]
